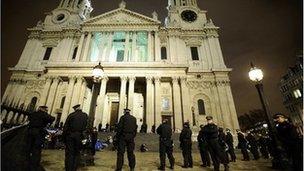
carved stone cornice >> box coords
[25,80,45,90]
[186,80,231,89]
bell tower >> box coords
[42,0,93,29]
[165,0,207,29]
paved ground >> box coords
[41,150,276,171]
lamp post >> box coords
[191,106,196,126]
[88,62,104,128]
[248,63,286,169]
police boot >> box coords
[224,164,229,171]
[169,165,174,170]
[158,166,165,170]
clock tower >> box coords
[43,0,93,30]
[165,0,207,29]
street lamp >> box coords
[248,63,286,169]
[88,62,104,128]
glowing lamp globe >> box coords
[92,62,104,81]
[249,66,263,82]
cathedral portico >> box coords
[2,0,240,134]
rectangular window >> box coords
[72,47,78,60]
[161,47,167,60]
[43,47,52,60]
[191,47,199,60]
[116,50,124,61]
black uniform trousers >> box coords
[159,139,174,167]
[227,144,236,161]
[249,146,260,160]
[240,147,250,160]
[181,141,193,167]
[65,132,82,171]
[28,128,44,171]
[116,137,136,170]
[199,144,211,166]
[207,139,229,171]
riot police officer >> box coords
[156,119,175,170]
[115,108,137,171]
[63,104,88,171]
[274,113,303,171]
[179,122,193,168]
[246,132,260,160]
[197,124,211,167]
[225,128,236,162]
[237,130,250,161]
[28,105,55,171]
[203,116,229,171]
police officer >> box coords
[63,104,88,171]
[115,108,137,171]
[246,132,260,160]
[156,119,175,170]
[203,116,229,171]
[218,127,229,162]
[237,130,250,161]
[273,113,303,171]
[197,124,211,167]
[28,105,55,171]
[179,122,193,168]
[225,128,236,162]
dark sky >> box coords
[1,0,302,116]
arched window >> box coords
[28,97,38,112]
[198,99,206,115]
[161,47,167,60]
[60,96,66,109]
[72,47,78,60]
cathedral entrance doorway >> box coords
[110,102,119,126]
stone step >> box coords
[97,132,199,152]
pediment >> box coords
[84,8,161,26]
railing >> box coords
[1,105,30,131]
[1,123,29,171]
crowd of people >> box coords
[26,104,302,171]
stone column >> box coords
[75,33,85,61]
[180,77,192,124]
[118,76,128,119]
[46,77,60,112]
[61,77,76,123]
[124,32,130,61]
[147,31,153,62]
[154,76,161,126]
[81,32,92,61]
[96,77,109,127]
[38,77,52,106]
[8,80,18,106]
[146,76,154,132]
[225,83,240,131]
[78,79,87,106]
[131,32,137,61]
[105,32,113,62]
[154,32,161,61]
[69,77,83,113]
[2,81,13,104]
[172,77,182,130]
[12,80,24,107]
[127,76,136,112]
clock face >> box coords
[181,10,197,22]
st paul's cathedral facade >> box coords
[2,0,239,132]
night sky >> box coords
[1,0,302,116]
